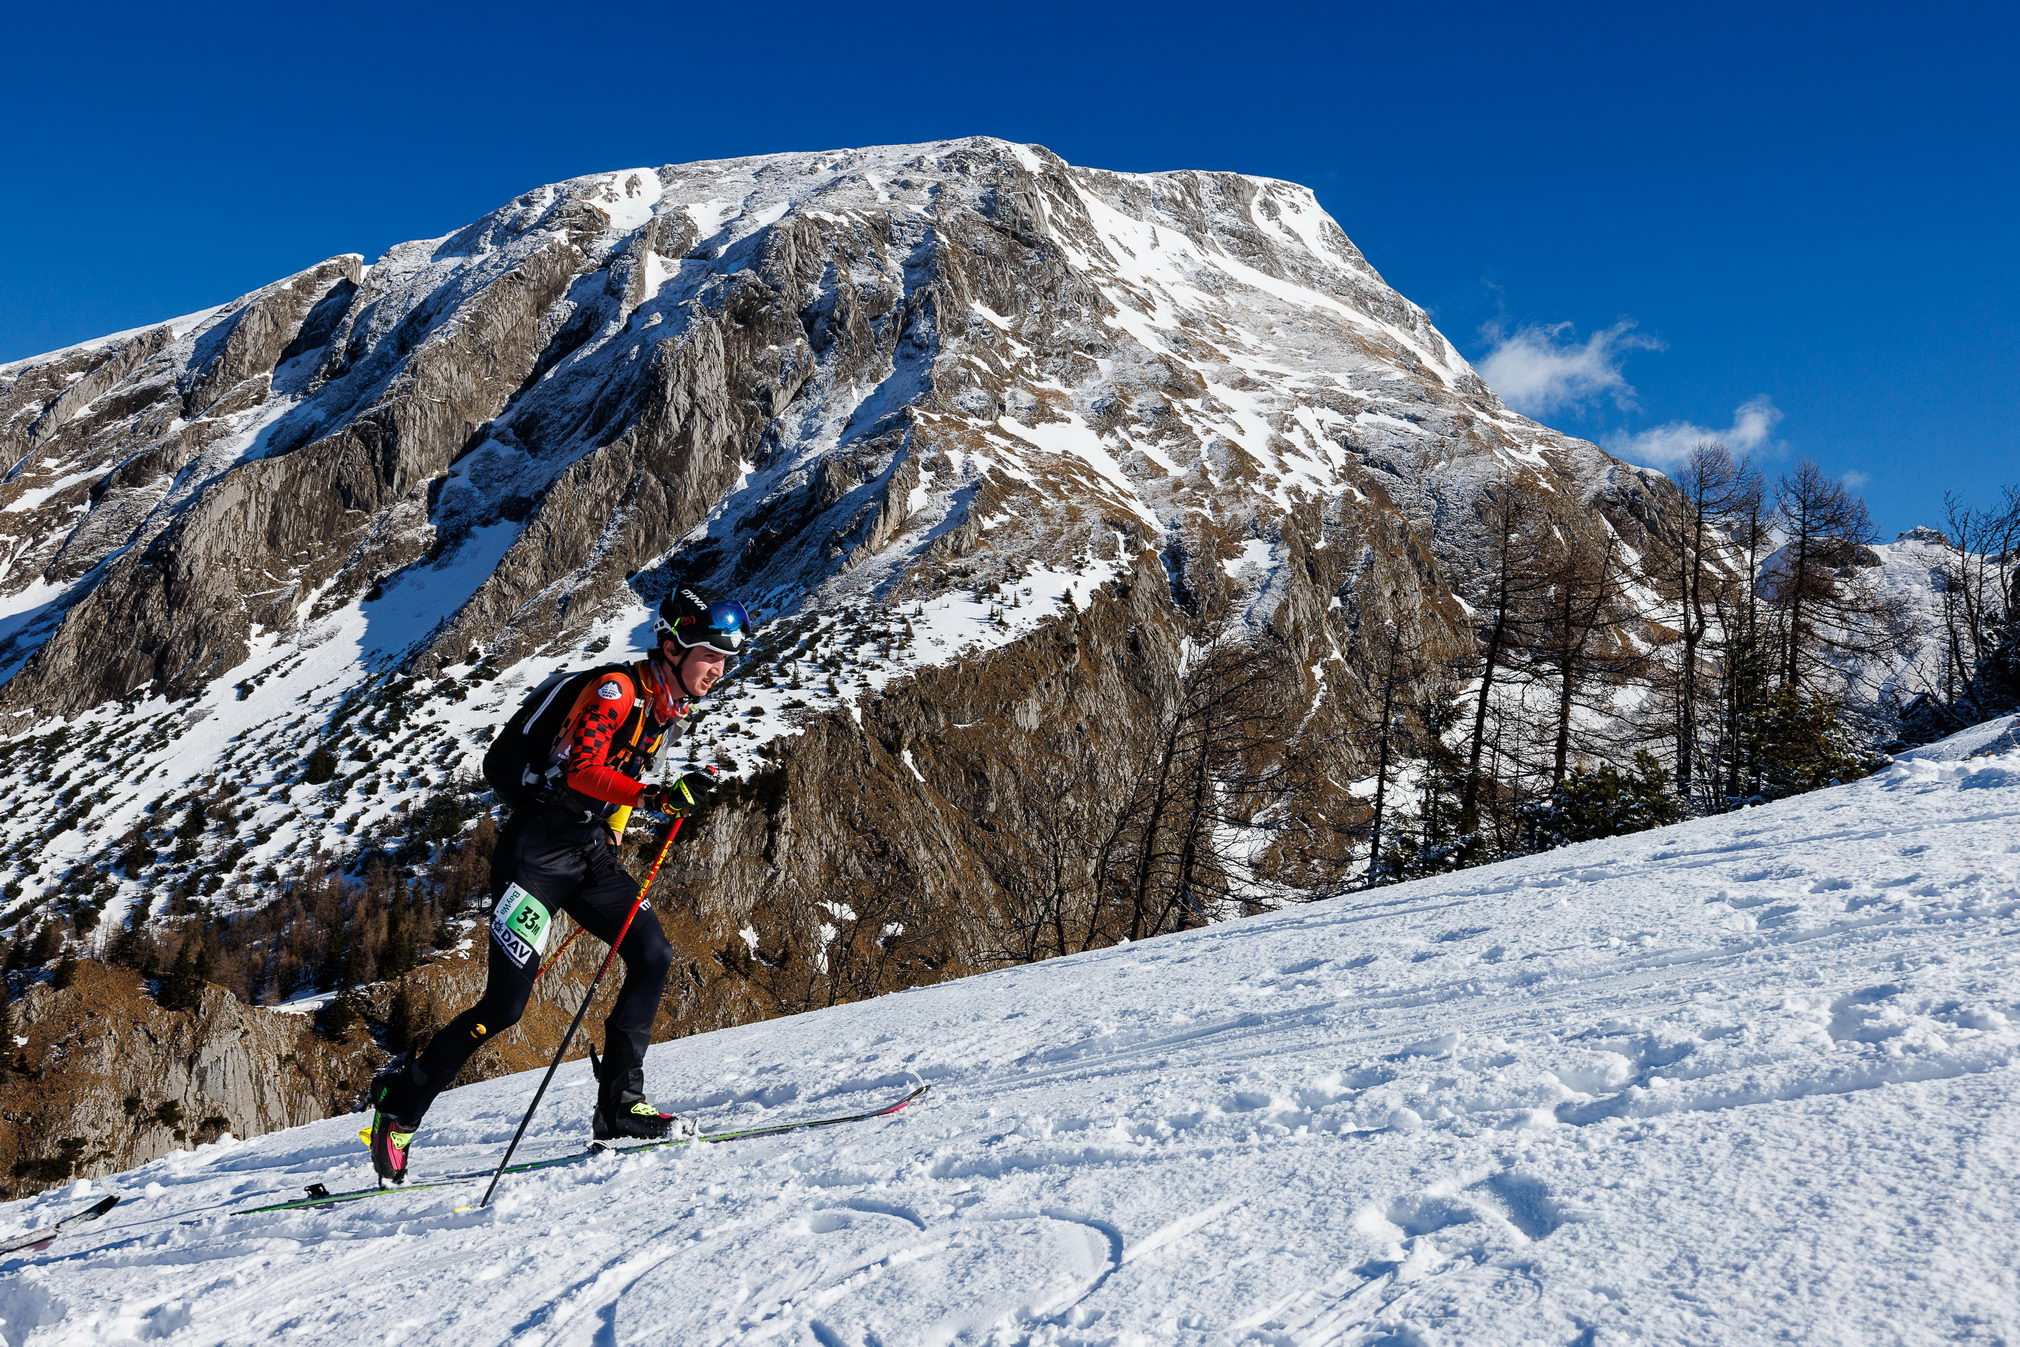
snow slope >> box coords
[2,726,2016,1344]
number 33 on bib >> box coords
[490,884,554,967]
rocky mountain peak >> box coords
[0,142,1687,1188]
[1,137,1650,712]
[1893,525,1949,546]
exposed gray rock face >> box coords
[1,139,1668,719]
[0,138,1684,1182]
[0,964,376,1190]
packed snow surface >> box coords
[3,727,2017,1344]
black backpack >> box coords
[481,663,637,806]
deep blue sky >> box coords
[5,0,2012,532]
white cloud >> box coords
[1476,320,1662,416]
[1603,395,1784,470]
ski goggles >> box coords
[670,600,751,655]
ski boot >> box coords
[366,1109,417,1185]
[365,1063,430,1184]
[591,1061,693,1143]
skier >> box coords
[366,588,752,1183]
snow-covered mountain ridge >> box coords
[0,137,1669,924]
[0,137,1686,1188]
[5,719,2013,1344]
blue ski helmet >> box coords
[657,587,751,656]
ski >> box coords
[0,1195,121,1258]
[232,1082,930,1216]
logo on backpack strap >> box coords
[597,680,625,700]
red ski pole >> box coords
[534,926,586,981]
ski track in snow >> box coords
[1,723,2017,1344]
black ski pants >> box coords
[401,808,673,1121]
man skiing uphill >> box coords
[367,588,753,1184]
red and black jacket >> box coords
[545,662,688,815]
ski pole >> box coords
[480,817,684,1208]
[534,926,586,981]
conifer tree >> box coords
[1532,523,1647,793]
[1763,461,1900,695]
[1742,683,1880,800]
[157,945,204,1012]
[1655,444,1762,804]
[1348,621,1438,888]
[1524,751,1683,850]
[1456,490,1555,833]
[1378,682,1482,881]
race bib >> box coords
[490,883,553,967]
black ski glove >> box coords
[639,767,720,818]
